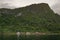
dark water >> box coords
[0,35,60,40]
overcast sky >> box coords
[0,0,60,14]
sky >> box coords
[0,0,60,14]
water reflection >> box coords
[0,34,60,40]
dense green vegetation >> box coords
[0,3,60,32]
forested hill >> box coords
[0,3,60,32]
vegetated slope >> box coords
[0,3,60,32]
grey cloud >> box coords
[52,4,60,14]
[0,3,16,9]
[52,0,60,14]
[0,0,16,8]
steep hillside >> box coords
[0,3,60,32]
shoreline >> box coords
[0,32,60,35]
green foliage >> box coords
[0,3,60,32]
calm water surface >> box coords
[0,35,60,40]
